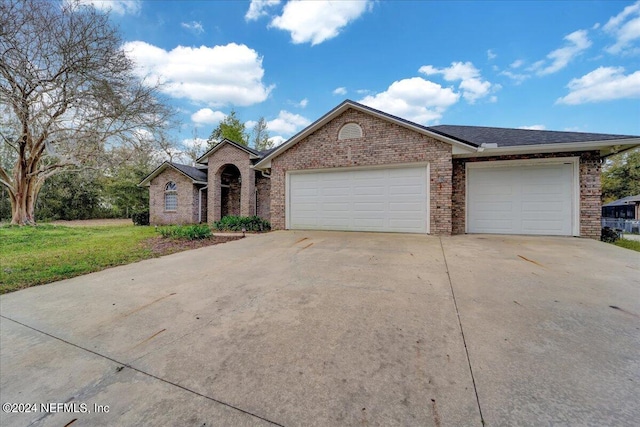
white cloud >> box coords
[510,59,524,69]
[500,70,530,84]
[419,62,496,103]
[556,66,640,104]
[181,21,204,34]
[268,135,287,146]
[246,0,281,21]
[359,77,460,124]
[191,109,226,125]
[69,0,141,15]
[531,30,591,76]
[518,125,546,130]
[333,87,348,95]
[123,41,274,107]
[266,110,311,135]
[296,98,309,108]
[603,1,640,54]
[181,137,208,149]
[487,49,497,60]
[270,0,372,45]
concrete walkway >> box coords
[1,232,638,426]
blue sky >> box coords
[78,0,640,150]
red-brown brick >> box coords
[149,168,200,225]
[269,108,453,235]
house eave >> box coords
[196,139,262,164]
[138,162,208,187]
[452,139,640,158]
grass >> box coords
[0,224,157,294]
[614,238,640,252]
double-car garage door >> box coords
[288,165,428,233]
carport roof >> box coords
[603,194,640,207]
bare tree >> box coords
[0,0,173,224]
[182,129,207,165]
[251,117,273,151]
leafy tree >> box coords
[35,170,106,221]
[0,0,172,224]
[101,144,158,217]
[601,148,640,203]
[251,117,273,151]
[207,110,248,147]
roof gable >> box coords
[197,138,262,164]
[253,100,477,170]
[138,161,207,187]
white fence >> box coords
[602,218,640,234]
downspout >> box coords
[199,185,208,223]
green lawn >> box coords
[614,238,640,252]
[0,224,157,294]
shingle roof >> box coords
[196,138,262,164]
[428,125,639,148]
[603,194,640,207]
[170,162,207,182]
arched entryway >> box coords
[219,164,241,218]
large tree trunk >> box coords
[9,163,38,225]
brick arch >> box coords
[206,144,256,222]
[217,164,241,218]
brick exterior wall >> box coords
[256,174,271,222]
[206,144,256,223]
[579,151,602,239]
[149,168,200,225]
[269,108,453,234]
[451,151,602,239]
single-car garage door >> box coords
[288,165,428,233]
[467,161,576,236]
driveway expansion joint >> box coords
[0,315,284,427]
[438,238,485,426]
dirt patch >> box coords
[49,219,133,227]
[145,235,243,256]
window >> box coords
[164,181,177,211]
[338,123,363,140]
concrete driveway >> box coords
[1,231,638,426]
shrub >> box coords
[213,216,271,232]
[158,224,212,240]
[131,210,150,226]
[601,227,620,243]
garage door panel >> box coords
[468,163,573,236]
[390,185,423,195]
[289,166,428,233]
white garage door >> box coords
[467,162,575,236]
[289,165,428,233]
